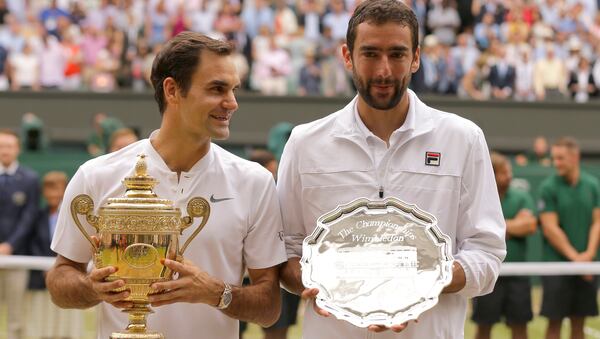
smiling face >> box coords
[551,145,579,178]
[342,22,420,111]
[170,50,240,140]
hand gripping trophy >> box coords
[70,154,210,339]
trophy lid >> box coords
[98,154,180,215]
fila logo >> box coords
[425,152,441,166]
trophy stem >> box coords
[110,303,164,339]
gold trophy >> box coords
[70,154,210,339]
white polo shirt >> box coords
[277,89,506,338]
[51,137,287,339]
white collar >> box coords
[0,161,19,175]
[146,130,215,175]
[332,88,427,140]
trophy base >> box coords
[110,332,164,339]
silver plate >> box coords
[301,197,453,327]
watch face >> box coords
[223,291,232,307]
[219,284,233,309]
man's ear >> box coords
[342,43,353,72]
[163,77,179,108]
[411,46,420,74]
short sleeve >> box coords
[521,191,537,216]
[243,170,288,269]
[276,130,306,259]
[50,167,96,263]
[538,180,557,213]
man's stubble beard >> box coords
[351,69,411,111]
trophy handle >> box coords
[179,197,211,256]
[70,194,100,252]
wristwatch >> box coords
[216,282,232,310]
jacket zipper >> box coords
[378,185,384,199]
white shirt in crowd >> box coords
[322,12,351,41]
[9,52,39,87]
[40,36,66,87]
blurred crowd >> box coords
[0,0,598,101]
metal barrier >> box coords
[3,255,600,276]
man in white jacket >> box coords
[277,1,506,338]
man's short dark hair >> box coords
[553,137,580,153]
[42,171,68,189]
[490,151,509,173]
[346,0,419,55]
[0,128,19,141]
[151,32,233,115]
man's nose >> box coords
[223,91,238,111]
[375,55,392,79]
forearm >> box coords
[221,277,281,327]
[280,257,304,296]
[442,261,466,293]
[7,223,34,251]
[46,260,99,309]
[506,216,536,237]
[544,226,579,260]
[585,221,600,256]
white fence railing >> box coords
[0,255,56,270]
[3,255,600,276]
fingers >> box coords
[368,325,388,333]
[300,288,330,317]
[94,282,129,304]
[149,276,187,292]
[93,278,127,293]
[312,300,330,317]
[87,266,131,307]
[98,288,130,305]
[148,289,186,307]
[90,235,100,248]
[390,322,409,332]
[89,266,117,282]
[110,300,134,309]
[161,259,192,275]
[89,267,127,294]
[368,322,408,333]
[301,288,319,300]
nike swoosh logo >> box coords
[210,194,234,203]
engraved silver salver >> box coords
[301,197,453,327]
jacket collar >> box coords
[330,89,435,142]
[0,161,19,176]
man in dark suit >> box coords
[0,128,39,339]
[489,45,516,100]
[29,171,67,288]
[28,171,82,339]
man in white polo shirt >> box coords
[277,1,506,338]
[46,32,287,338]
